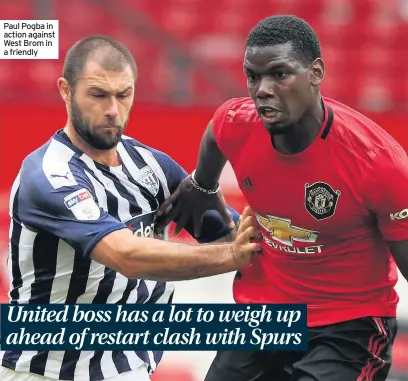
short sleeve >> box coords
[18,166,126,258]
[363,145,408,241]
[150,148,240,242]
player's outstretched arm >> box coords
[156,121,232,237]
[91,206,261,281]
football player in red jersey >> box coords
[156,15,408,381]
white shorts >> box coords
[0,365,151,381]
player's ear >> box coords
[309,58,325,86]
[57,77,72,104]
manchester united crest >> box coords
[304,182,341,221]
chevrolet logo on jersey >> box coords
[256,214,319,247]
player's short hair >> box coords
[246,15,321,65]
[63,35,137,86]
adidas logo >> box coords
[241,177,253,191]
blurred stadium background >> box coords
[1,0,408,379]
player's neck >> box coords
[64,126,121,167]
[271,99,325,155]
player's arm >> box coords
[156,101,235,236]
[156,120,231,236]
[194,121,227,189]
[146,142,239,242]
[90,210,251,281]
[363,146,408,281]
[19,167,260,281]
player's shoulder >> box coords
[326,97,402,157]
[122,135,169,160]
[121,135,186,187]
[121,135,179,168]
[20,133,86,191]
[121,135,154,153]
[214,97,260,124]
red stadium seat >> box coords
[1,0,34,20]
[1,0,407,109]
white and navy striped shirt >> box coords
[1,130,236,380]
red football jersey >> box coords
[212,96,408,327]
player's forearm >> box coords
[120,237,237,281]
[93,229,239,281]
[194,121,227,189]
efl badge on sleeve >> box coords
[304,182,341,221]
[64,188,101,221]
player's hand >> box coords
[156,175,234,237]
[230,206,263,268]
